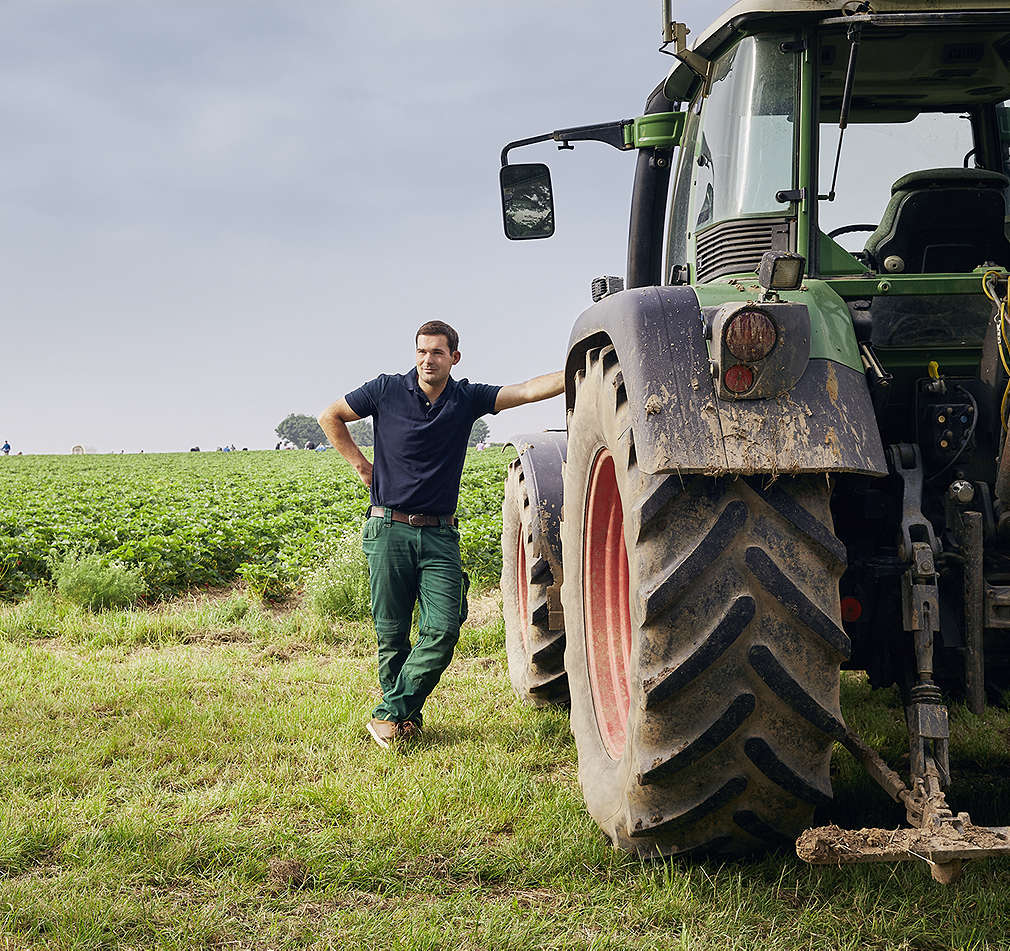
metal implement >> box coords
[798,446,1009,881]
[889,444,950,787]
[798,725,1010,883]
[955,508,986,714]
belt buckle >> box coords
[407,513,425,527]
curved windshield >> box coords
[694,34,797,229]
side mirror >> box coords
[500,163,555,240]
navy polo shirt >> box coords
[345,368,500,515]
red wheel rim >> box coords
[516,522,529,648]
[583,449,631,759]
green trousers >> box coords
[363,512,469,725]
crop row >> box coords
[0,449,511,601]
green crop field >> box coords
[1,450,1009,949]
[0,449,509,604]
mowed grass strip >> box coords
[0,593,1009,949]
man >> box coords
[318,320,563,749]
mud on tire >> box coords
[561,343,850,856]
[501,458,569,705]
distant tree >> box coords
[468,418,490,447]
[276,413,325,448]
[348,419,374,447]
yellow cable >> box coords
[1001,282,1010,420]
[1000,300,1010,377]
[982,271,1010,431]
[983,269,1002,301]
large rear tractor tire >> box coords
[502,458,569,705]
[561,343,850,856]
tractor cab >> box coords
[664,5,1010,294]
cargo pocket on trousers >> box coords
[459,571,470,626]
[362,516,381,543]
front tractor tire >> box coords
[501,458,569,705]
[561,344,850,856]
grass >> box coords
[0,590,1009,949]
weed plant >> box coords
[303,533,372,621]
[49,550,147,611]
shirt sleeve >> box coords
[468,382,502,419]
[344,375,386,419]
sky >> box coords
[0,0,713,454]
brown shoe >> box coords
[367,718,399,749]
[397,721,422,742]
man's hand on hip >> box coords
[318,397,374,486]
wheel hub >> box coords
[516,523,528,648]
[583,448,632,759]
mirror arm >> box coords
[501,121,632,166]
[501,133,558,167]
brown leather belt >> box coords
[369,505,457,527]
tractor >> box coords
[497,0,1010,881]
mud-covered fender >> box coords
[503,431,567,582]
[564,286,888,477]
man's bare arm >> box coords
[494,370,564,412]
[318,398,373,487]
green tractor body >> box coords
[499,0,1010,879]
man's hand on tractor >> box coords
[495,370,564,412]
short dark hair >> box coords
[416,320,459,353]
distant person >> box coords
[305,441,316,450]
[318,319,563,750]
[1,440,9,456]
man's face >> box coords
[415,334,460,388]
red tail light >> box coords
[724,364,754,393]
[725,310,777,362]
[841,596,862,623]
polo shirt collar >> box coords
[405,367,456,398]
